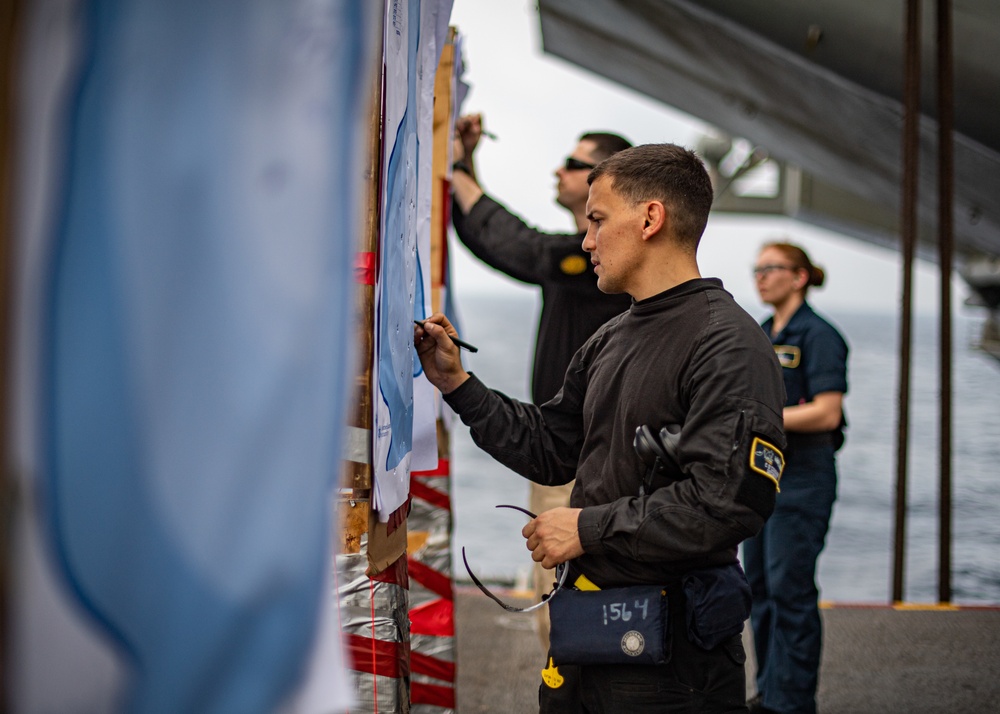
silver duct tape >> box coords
[340,582,408,617]
[410,633,455,665]
[408,476,452,521]
[409,518,451,565]
[408,474,454,607]
[407,545,454,612]
[337,552,369,587]
[409,474,452,503]
[339,552,411,713]
[338,551,411,657]
[350,670,411,714]
[409,507,452,544]
[341,605,411,642]
[415,545,452,575]
[409,471,456,713]
[343,425,372,465]
[338,554,409,613]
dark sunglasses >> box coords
[564,156,597,172]
[462,504,569,613]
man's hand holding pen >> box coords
[414,314,473,394]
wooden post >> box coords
[338,36,383,557]
[406,28,459,711]
[0,0,23,702]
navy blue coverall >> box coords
[743,301,848,714]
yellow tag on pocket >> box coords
[541,658,564,689]
[573,573,601,591]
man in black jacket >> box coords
[451,115,632,660]
[451,114,632,404]
[418,143,786,713]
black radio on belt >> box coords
[634,423,682,495]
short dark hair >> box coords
[588,144,713,249]
[579,132,633,162]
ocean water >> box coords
[446,289,1000,605]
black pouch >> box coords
[681,562,751,650]
[548,585,668,665]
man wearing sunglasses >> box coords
[450,114,633,413]
[450,115,633,699]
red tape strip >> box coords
[406,557,453,601]
[370,554,410,589]
[411,681,455,709]
[409,597,455,637]
[410,648,456,682]
[354,252,375,285]
[409,477,451,512]
[346,634,411,678]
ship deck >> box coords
[454,586,1000,713]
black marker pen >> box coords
[414,320,478,353]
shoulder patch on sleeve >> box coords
[559,254,588,275]
[749,437,784,490]
[773,345,800,368]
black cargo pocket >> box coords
[723,633,746,665]
[682,563,752,650]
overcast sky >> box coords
[445,0,962,318]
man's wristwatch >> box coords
[452,159,472,176]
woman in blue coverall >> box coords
[744,242,848,714]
